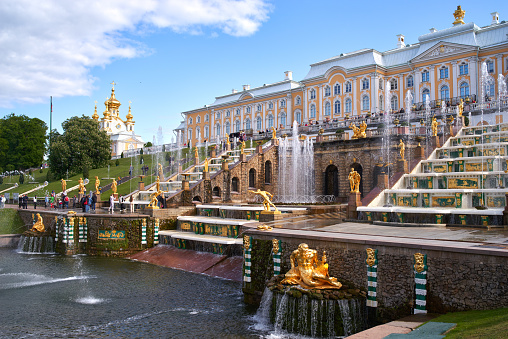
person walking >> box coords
[33,196,37,209]
[109,195,115,214]
[92,193,97,212]
[129,195,134,213]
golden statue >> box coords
[194,147,199,159]
[359,121,367,138]
[431,116,438,136]
[158,163,163,179]
[453,5,465,25]
[281,243,342,289]
[225,133,230,146]
[414,253,425,273]
[249,189,279,212]
[350,123,366,139]
[78,178,86,194]
[348,168,361,193]
[155,175,160,192]
[147,190,162,209]
[61,179,66,192]
[204,158,209,172]
[458,99,464,117]
[398,139,405,161]
[271,126,276,139]
[366,248,376,267]
[111,178,117,194]
[31,213,45,233]
[95,176,100,194]
[241,141,246,155]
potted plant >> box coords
[398,121,409,134]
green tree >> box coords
[48,115,110,179]
[19,172,24,184]
[144,141,152,148]
[0,114,47,170]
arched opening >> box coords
[231,177,239,192]
[265,161,272,184]
[351,163,364,196]
[248,168,256,188]
[192,196,202,202]
[324,165,339,198]
[212,186,221,197]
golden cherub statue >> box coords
[398,139,405,161]
[204,157,209,172]
[61,179,66,192]
[95,176,100,194]
[78,178,86,194]
[271,126,276,139]
[350,123,365,139]
[111,178,117,194]
[281,243,342,289]
[249,189,278,212]
[31,213,45,233]
[348,168,361,193]
[431,116,438,136]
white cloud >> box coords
[0,0,271,107]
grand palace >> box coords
[179,8,508,146]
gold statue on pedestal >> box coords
[241,141,246,155]
[158,163,163,179]
[249,189,279,213]
[431,116,438,136]
[398,139,405,161]
[281,243,342,289]
[111,178,117,194]
[453,5,465,25]
[271,126,276,139]
[204,158,209,172]
[194,147,199,159]
[147,190,161,209]
[458,99,464,117]
[31,213,45,233]
[359,121,367,138]
[78,178,86,194]
[348,168,361,193]
[61,179,66,192]
[95,176,100,194]
[350,122,367,139]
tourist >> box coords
[18,196,22,209]
[33,196,37,209]
[50,195,54,209]
[119,196,125,211]
[64,195,69,209]
[81,196,87,212]
[0,195,5,208]
[23,195,28,209]
[129,195,134,213]
[92,193,97,212]
[109,195,115,213]
[45,195,48,208]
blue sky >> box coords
[0,0,504,144]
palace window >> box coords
[188,128,192,141]
[390,96,398,111]
[485,83,495,97]
[379,80,383,90]
[440,85,450,100]
[310,104,316,118]
[334,100,341,114]
[215,123,221,136]
[246,106,251,113]
[362,95,370,111]
[406,75,413,88]
[245,118,251,130]
[205,114,209,122]
[236,108,241,116]
[280,112,287,126]
[268,102,274,109]
[267,115,274,129]
[225,121,230,135]
[256,116,262,130]
[324,102,331,116]
[345,82,352,93]
[459,63,468,75]
[334,83,341,95]
[422,88,430,103]
[362,79,369,90]
[379,95,383,110]
[486,60,494,73]
[310,89,316,100]
[295,96,301,105]
[460,82,469,98]
[226,110,230,117]
[257,104,262,111]
[296,111,301,124]
[324,86,331,97]
[204,125,209,138]
[188,117,193,125]
[390,79,398,90]
[422,71,429,82]
[345,98,352,113]
[235,119,240,132]
[196,116,201,123]
[280,99,286,108]
[439,67,449,79]
[216,112,221,119]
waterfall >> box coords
[17,235,54,253]
[251,287,273,331]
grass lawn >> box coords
[430,307,508,338]
[0,208,26,234]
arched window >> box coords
[196,116,201,123]
[256,116,262,130]
[246,106,251,113]
[205,114,209,122]
[226,110,230,117]
[188,117,193,125]
[345,98,352,113]
[324,86,331,97]
[225,121,230,135]
[295,111,302,124]
[235,119,240,132]
[439,67,449,79]
[212,186,221,197]
[257,104,262,111]
[345,82,352,93]
[379,80,383,90]
[295,96,301,105]
[390,96,398,110]
[421,70,429,82]
[334,100,341,114]
[204,125,209,138]
[216,112,221,119]
[485,83,495,97]
[188,128,193,141]
[406,75,413,88]
[460,82,469,98]
[280,112,286,127]
[268,102,274,109]
[245,118,251,130]
[235,108,241,116]
[267,115,274,129]
[486,60,494,73]
[362,95,370,111]
[334,83,340,95]
[231,177,239,192]
[362,79,369,90]
[440,85,449,100]
[379,95,383,110]
[215,123,221,136]
[310,89,316,100]
[324,102,331,116]
[265,161,272,184]
[310,104,316,118]
[248,168,256,188]
[280,99,286,108]
[422,88,430,103]
[390,79,398,90]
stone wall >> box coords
[246,232,508,322]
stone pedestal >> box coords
[222,161,229,171]
[95,194,101,202]
[259,210,283,222]
[316,135,323,143]
[194,157,199,166]
[415,145,425,159]
[347,192,362,219]
[397,159,408,173]
[138,181,145,191]
[271,138,278,146]
[342,133,349,140]
[211,149,216,158]
[377,173,389,190]
[113,193,119,200]
[433,135,440,148]
[226,143,231,151]
[182,180,189,191]
[203,171,210,180]
[256,144,263,154]
[240,153,247,162]
[178,165,182,173]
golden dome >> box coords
[103,101,110,119]
[92,103,99,121]
[104,82,121,110]
[126,102,133,121]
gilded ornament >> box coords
[414,253,425,273]
[257,224,273,231]
[95,176,100,194]
[243,235,251,250]
[31,213,45,232]
[272,238,280,254]
[398,139,405,161]
[431,116,438,136]
[453,5,465,25]
[271,126,277,139]
[249,189,279,212]
[61,179,66,192]
[78,178,86,194]
[366,248,376,267]
[348,168,361,193]
[111,178,117,194]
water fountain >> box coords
[17,213,54,253]
[277,121,315,203]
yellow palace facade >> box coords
[180,8,508,146]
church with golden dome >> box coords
[92,82,144,157]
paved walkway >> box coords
[349,314,436,339]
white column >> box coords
[351,78,357,115]
[414,68,421,103]
[399,74,404,109]
[303,87,308,123]
[287,93,292,127]
[496,54,503,77]
[318,85,323,121]
[371,73,378,113]
[240,106,244,132]
[470,57,478,99]
[262,103,266,130]
[452,61,458,98]
[429,66,436,101]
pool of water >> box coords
[0,248,269,338]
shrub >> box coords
[46,170,54,182]
[115,159,120,166]
[19,173,24,184]
[140,148,144,155]
[121,152,124,158]
[82,166,89,179]
[0,176,3,184]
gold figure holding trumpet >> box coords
[281,243,342,289]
